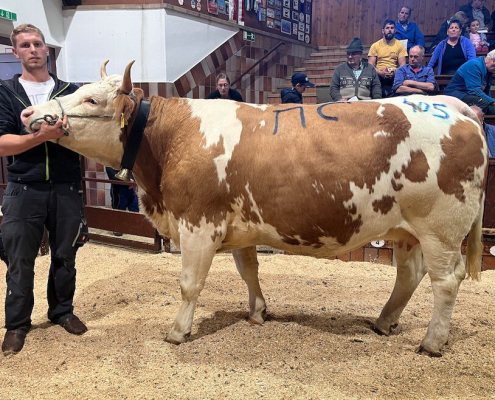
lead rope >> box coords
[29,97,114,135]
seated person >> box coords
[330,37,381,101]
[444,50,495,115]
[368,19,408,97]
[460,0,492,32]
[392,45,437,95]
[468,19,489,52]
[281,73,315,104]
[206,73,244,101]
[394,6,425,52]
[428,19,476,74]
[470,105,495,156]
[429,12,469,53]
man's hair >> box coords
[216,73,231,85]
[486,49,495,60]
[10,24,46,47]
[401,6,412,14]
[410,45,425,56]
[382,19,396,29]
[453,11,469,24]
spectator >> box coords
[0,24,88,355]
[392,45,437,96]
[428,19,476,74]
[281,73,315,104]
[206,73,244,101]
[394,6,425,52]
[470,105,495,156]
[105,167,139,236]
[429,12,470,53]
[368,19,408,97]
[444,50,495,115]
[459,0,492,32]
[468,19,489,52]
[330,37,381,101]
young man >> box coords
[281,73,315,104]
[0,24,88,355]
[368,19,408,97]
[392,45,437,96]
[330,37,382,102]
[394,6,425,51]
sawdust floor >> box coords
[1,242,494,399]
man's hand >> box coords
[378,68,394,79]
[21,109,69,141]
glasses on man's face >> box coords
[218,83,230,88]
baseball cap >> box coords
[291,73,315,87]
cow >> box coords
[21,62,488,356]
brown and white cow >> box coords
[22,62,487,356]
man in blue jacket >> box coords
[281,73,315,104]
[444,50,495,114]
[394,6,425,52]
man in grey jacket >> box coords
[330,37,382,102]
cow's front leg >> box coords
[165,237,217,345]
[375,238,425,335]
[232,246,266,324]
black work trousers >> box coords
[1,181,85,330]
[462,95,495,115]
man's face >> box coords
[295,83,307,95]
[398,7,410,23]
[472,0,485,10]
[13,32,48,73]
[217,78,230,98]
[486,57,495,73]
[347,52,362,69]
[408,47,423,68]
[383,24,396,40]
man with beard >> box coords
[392,45,437,96]
[368,19,408,97]
[394,6,425,52]
[0,24,88,355]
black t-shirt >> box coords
[442,41,466,75]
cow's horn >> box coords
[100,60,109,78]
[121,60,135,95]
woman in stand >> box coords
[428,19,476,74]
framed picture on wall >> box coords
[292,11,298,20]
[208,0,218,14]
[283,0,290,6]
[283,8,290,18]
[267,8,275,18]
[293,22,298,34]
[281,19,291,34]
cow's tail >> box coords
[466,195,484,281]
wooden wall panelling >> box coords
[312,0,495,47]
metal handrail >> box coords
[230,40,286,88]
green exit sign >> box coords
[243,31,255,42]
[0,9,17,21]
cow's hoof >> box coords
[248,315,264,325]
[415,345,442,357]
[372,324,390,336]
[165,332,187,345]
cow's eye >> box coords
[86,98,99,105]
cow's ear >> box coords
[114,94,135,126]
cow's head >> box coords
[22,61,142,168]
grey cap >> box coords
[346,37,364,53]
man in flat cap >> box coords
[330,37,382,101]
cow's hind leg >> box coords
[165,240,217,345]
[375,234,425,335]
[417,243,466,356]
[232,247,266,324]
